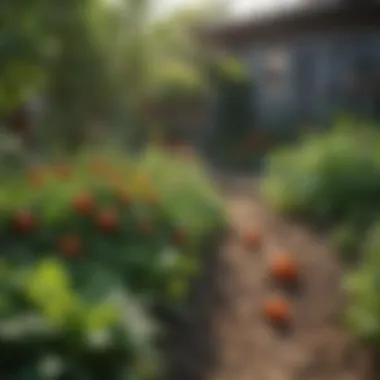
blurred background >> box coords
[2,0,380,169]
[2,0,380,379]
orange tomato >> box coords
[73,194,95,215]
[263,297,291,325]
[270,255,298,283]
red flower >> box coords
[59,235,82,258]
[13,210,35,233]
[96,209,118,232]
[73,193,95,215]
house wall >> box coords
[240,30,380,130]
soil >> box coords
[165,177,378,380]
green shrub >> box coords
[329,222,364,262]
[262,124,380,225]
[1,150,221,304]
[138,147,225,237]
[0,129,27,180]
[344,224,380,343]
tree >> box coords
[0,0,52,116]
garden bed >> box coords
[0,147,225,379]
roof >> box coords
[202,1,380,47]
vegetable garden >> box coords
[3,119,380,380]
[0,148,224,379]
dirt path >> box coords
[166,177,376,380]
[208,180,374,380]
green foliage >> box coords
[0,0,51,113]
[0,258,158,380]
[0,149,223,377]
[262,124,380,258]
[0,129,27,179]
[262,124,380,226]
[344,224,380,343]
[0,0,152,148]
[0,155,206,302]
[206,56,252,165]
[149,61,206,103]
[138,147,225,236]
[215,56,248,83]
[329,222,364,262]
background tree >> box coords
[0,0,243,152]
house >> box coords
[203,0,380,131]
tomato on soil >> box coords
[270,255,298,283]
[263,297,291,325]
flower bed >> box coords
[0,148,224,378]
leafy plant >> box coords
[0,258,158,380]
[263,123,380,222]
[262,122,380,258]
[344,224,380,343]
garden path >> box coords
[166,175,376,380]
[208,178,374,380]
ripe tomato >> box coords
[263,297,291,325]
